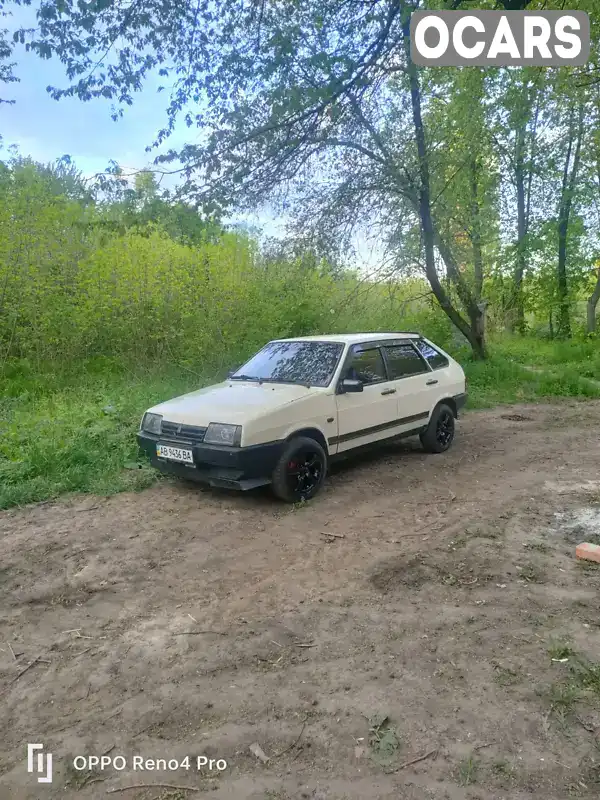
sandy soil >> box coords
[1,401,600,800]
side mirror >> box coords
[341,378,363,393]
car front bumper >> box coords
[137,432,284,490]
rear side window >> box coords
[414,339,449,370]
[346,347,387,384]
[384,343,428,378]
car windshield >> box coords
[230,341,344,387]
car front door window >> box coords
[345,347,387,385]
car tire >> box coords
[420,403,455,453]
[271,436,327,502]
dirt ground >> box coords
[1,401,600,800]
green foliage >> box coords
[0,158,449,369]
[459,337,600,409]
[492,335,600,374]
[0,365,195,509]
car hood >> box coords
[147,380,316,426]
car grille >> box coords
[160,421,207,445]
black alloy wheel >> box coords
[285,449,324,498]
[436,408,454,448]
[420,402,456,454]
[271,436,328,502]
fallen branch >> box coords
[575,715,597,734]
[1,655,44,693]
[320,531,345,539]
[173,630,227,636]
[385,748,438,774]
[106,784,201,794]
[273,719,307,758]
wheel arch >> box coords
[284,427,329,455]
[436,397,458,418]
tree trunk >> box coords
[403,22,486,359]
[587,267,600,333]
[470,157,484,303]
[512,119,527,333]
[508,81,540,334]
[556,103,584,339]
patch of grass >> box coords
[492,336,600,372]
[493,665,521,687]
[577,559,600,572]
[541,649,600,732]
[368,714,401,767]
[0,363,210,509]
[457,754,479,786]
[491,758,514,777]
[572,658,600,699]
[524,542,551,554]
[156,792,188,800]
[519,562,546,583]
[548,641,576,661]
[546,681,583,714]
[461,337,600,410]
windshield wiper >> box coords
[229,374,261,381]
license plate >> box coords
[156,444,194,464]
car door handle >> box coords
[426,379,438,386]
[381,388,396,395]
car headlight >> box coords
[204,422,242,447]
[142,412,163,435]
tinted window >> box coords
[414,339,449,369]
[345,347,387,384]
[384,343,428,378]
[231,341,343,387]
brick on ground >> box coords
[575,542,600,563]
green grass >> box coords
[548,641,576,661]
[541,648,600,727]
[457,755,479,786]
[492,335,600,374]
[0,360,204,509]
[0,335,599,510]
[461,336,600,409]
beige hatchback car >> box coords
[137,333,467,502]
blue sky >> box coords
[3,5,188,177]
[1,6,367,253]
[2,5,283,236]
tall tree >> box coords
[556,102,584,338]
[489,68,546,332]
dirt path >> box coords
[1,401,600,800]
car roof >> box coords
[273,332,421,344]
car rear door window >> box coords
[346,347,387,384]
[414,339,449,369]
[384,343,429,378]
